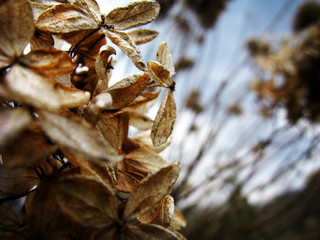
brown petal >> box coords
[36,4,99,34]
[147,60,171,88]
[62,150,115,188]
[19,49,77,78]
[0,0,34,65]
[0,108,31,148]
[0,205,20,238]
[1,125,58,168]
[103,1,160,30]
[102,29,146,71]
[127,29,159,45]
[95,45,116,92]
[129,112,153,130]
[124,147,168,174]
[126,223,182,240]
[157,42,176,77]
[151,90,176,146]
[0,166,39,199]
[107,72,150,109]
[53,175,119,227]
[96,111,129,154]
[4,65,91,110]
[137,195,174,228]
[123,163,180,221]
[38,110,122,164]
[30,31,55,50]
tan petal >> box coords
[96,111,129,154]
[124,89,160,114]
[157,42,175,77]
[170,207,187,231]
[36,4,99,34]
[53,176,119,227]
[38,110,122,164]
[126,223,182,240]
[72,0,101,23]
[29,1,53,20]
[0,166,39,199]
[0,108,31,148]
[103,1,160,30]
[0,0,34,64]
[129,112,153,130]
[123,163,180,221]
[95,45,116,92]
[132,132,172,153]
[124,147,168,174]
[151,90,176,146]
[127,29,159,45]
[138,195,174,228]
[102,29,146,71]
[4,65,90,110]
[147,61,171,88]
[107,72,150,109]
[19,49,77,78]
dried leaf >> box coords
[124,147,168,174]
[157,42,175,77]
[138,195,174,228]
[0,0,35,67]
[129,112,153,130]
[53,176,118,228]
[123,163,180,221]
[103,1,160,30]
[147,60,172,88]
[127,29,159,45]
[102,29,146,71]
[107,72,150,109]
[96,111,129,154]
[19,49,77,78]
[0,108,31,148]
[36,4,99,33]
[38,110,122,164]
[29,1,53,20]
[4,65,91,110]
[0,166,38,199]
[126,223,181,240]
[151,90,176,146]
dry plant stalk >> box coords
[0,0,185,239]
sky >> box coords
[96,0,320,207]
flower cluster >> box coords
[0,0,185,239]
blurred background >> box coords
[99,0,320,239]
